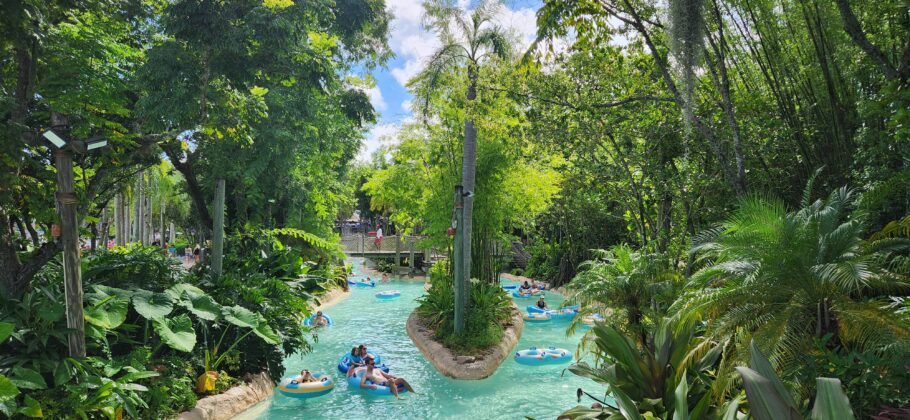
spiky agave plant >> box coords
[674,186,910,396]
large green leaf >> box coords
[10,367,47,390]
[810,378,855,420]
[735,367,802,420]
[612,386,644,420]
[591,324,645,384]
[153,314,196,352]
[253,320,280,345]
[165,283,206,301]
[131,289,174,320]
[53,361,72,387]
[223,305,259,328]
[0,322,13,343]
[673,372,688,420]
[0,374,19,401]
[748,340,797,410]
[183,295,221,321]
[722,394,745,420]
[84,296,129,329]
[18,395,42,418]
[90,285,131,300]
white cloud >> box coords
[385,1,541,89]
[366,85,387,112]
[401,99,413,112]
[357,123,400,162]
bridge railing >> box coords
[340,234,427,254]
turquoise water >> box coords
[242,260,601,419]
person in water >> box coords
[381,273,390,283]
[536,295,549,310]
[358,344,373,360]
[360,358,414,398]
[290,369,317,384]
[313,311,328,327]
[365,276,372,284]
[518,280,532,297]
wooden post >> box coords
[53,121,86,357]
[211,179,225,278]
[395,235,401,269]
[408,237,415,274]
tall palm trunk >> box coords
[457,68,478,334]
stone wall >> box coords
[406,303,524,380]
[177,372,273,420]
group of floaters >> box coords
[349,275,402,302]
[348,273,393,288]
[278,343,415,399]
[506,280,548,298]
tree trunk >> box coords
[160,199,165,246]
[164,148,214,230]
[453,185,465,334]
[461,73,478,325]
[211,179,226,278]
[135,172,143,244]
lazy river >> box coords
[238,259,604,419]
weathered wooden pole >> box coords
[408,237,415,274]
[51,114,86,357]
[211,179,225,278]
[453,185,465,334]
[395,235,401,270]
[134,172,143,244]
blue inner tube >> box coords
[337,353,387,374]
[303,313,333,327]
[348,279,376,287]
[375,290,401,300]
[527,305,580,314]
[346,367,408,396]
[501,284,517,290]
[514,346,573,365]
[512,290,538,299]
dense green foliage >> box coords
[416,260,513,353]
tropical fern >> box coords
[268,227,344,259]
[675,187,910,396]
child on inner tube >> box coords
[290,369,317,384]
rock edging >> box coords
[406,303,524,380]
[177,371,273,420]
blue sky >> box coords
[357,0,544,161]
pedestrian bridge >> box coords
[339,234,441,272]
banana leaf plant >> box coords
[82,283,281,393]
[558,318,721,419]
[734,340,855,420]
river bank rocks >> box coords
[177,371,273,420]
[406,302,524,380]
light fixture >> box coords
[86,139,108,150]
[43,130,67,148]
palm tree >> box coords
[415,0,510,334]
[675,187,910,394]
[568,244,680,347]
